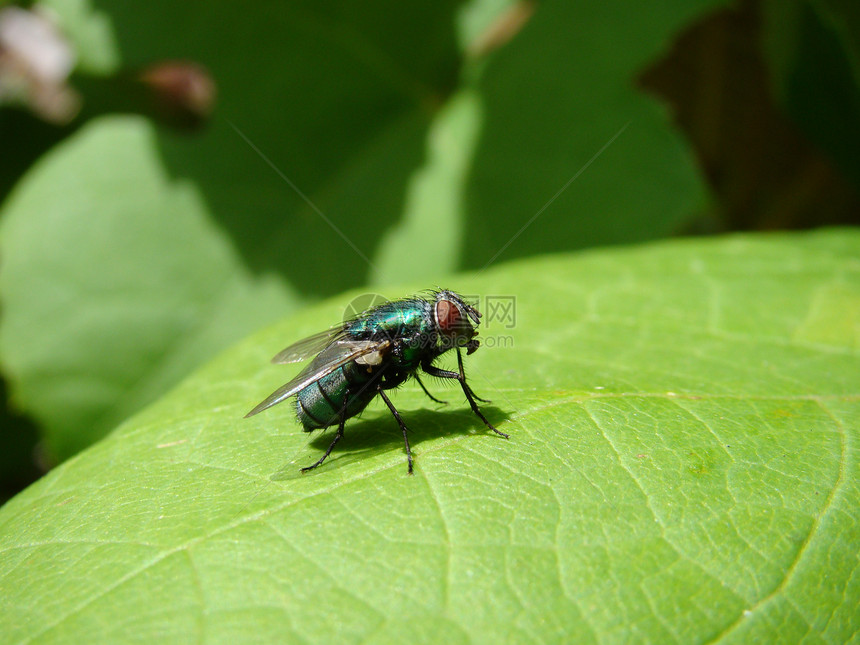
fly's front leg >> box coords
[378,387,414,474]
[421,350,509,439]
[456,348,491,403]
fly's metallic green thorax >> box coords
[344,292,479,367]
[245,289,507,474]
[344,297,434,368]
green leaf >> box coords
[459,0,728,267]
[41,0,121,74]
[810,0,860,87]
[0,117,297,459]
[762,0,860,185]
[1,230,858,643]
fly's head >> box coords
[433,290,482,355]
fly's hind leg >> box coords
[378,387,414,474]
[301,411,346,473]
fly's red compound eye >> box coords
[435,299,462,332]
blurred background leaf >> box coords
[762,0,860,185]
[640,0,860,231]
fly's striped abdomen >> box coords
[295,361,377,430]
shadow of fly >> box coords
[246,289,509,474]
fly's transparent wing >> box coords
[270,326,348,364]
[245,339,391,418]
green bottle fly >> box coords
[245,289,508,473]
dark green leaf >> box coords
[811,0,860,86]
[460,0,727,267]
[762,0,860,185]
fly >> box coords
[245,289,509,474]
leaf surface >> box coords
[1,230,857,643]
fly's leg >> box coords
[301,409,346,473]
[421,349,509,439]
[414,373,448,405]
[464,386,491,404]
[378,387,414,474]
[456,349,491,403]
